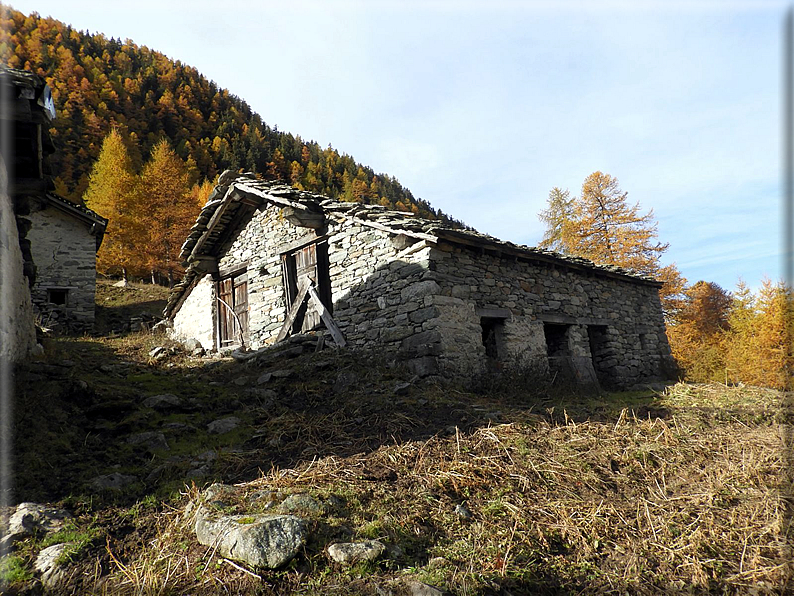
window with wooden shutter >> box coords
[217,270,248,348]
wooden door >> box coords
[217,273,248,348]
[295,244,319,331]
[282,241,332,334]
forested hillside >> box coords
[1,8,455,222]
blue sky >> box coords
[6,0,788,292]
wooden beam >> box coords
[275,231,329,256]
[283,206,325,229]
[276,277,311,342]
[190,186,236,259]
[307,285,346,347]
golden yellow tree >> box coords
[136,139,199,286]
[538,172,686,314]
[723,280,793,389]
[666,281,732,382]
[83,128,141,280]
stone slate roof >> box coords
[165,172,662,318]
[42,194,108,251]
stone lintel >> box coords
[537,313,611,327]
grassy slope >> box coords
[4,282,791,595]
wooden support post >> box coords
[276,277,310,342]
[307,285,346,347]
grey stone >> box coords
[406,357,438,377]
[127,431,170,451]
[333,371,357,394]
[142,393,183,411]
[400,280,440,301]
[35,542,72,587]
[3,503,71,545]
[380,325,414,343]
[203,483,237,502]
[277,494,324,515]
[400,330,442,354]
[182,338,203,352]
[257,372,273,384]
[409,581,445,596]
[194,507,307,569]
[207,417,241,434]
[151,320,171,334]
[89,473,138,491]
[454,503,473,520]
[409,306,439,324]
[327,540,385,565]
[393,381,412,395]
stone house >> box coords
[165,172,676,390]
[27,193,107,332]
[0,67,57,361]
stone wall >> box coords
[170,275,215,350]
[27,206,97,332]
[206,205,438,356]
[0,156,36,362]
[422,241,674,388]
[171,202,674,388]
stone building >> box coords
[27,193,107,332]
[165,172,676,390]
[0,67,56,362]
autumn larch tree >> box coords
[538,171,686,315]
[83,128,140,281]
[666,281,732,382]
[538,187,574,253]
[136,139,199,286]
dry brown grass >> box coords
[85,382,792,595]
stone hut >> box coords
[27,193,107,332]
[165,172,676,390]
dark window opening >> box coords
[544,323,569,357]
[481,317,505,359]
[47,288,68,306]
[639,333,650,351]
[282,240,331,333]
[217,270,248,348]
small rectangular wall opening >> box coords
[543,323,570,357]
[481,317,506,359]
[47,288,68,306]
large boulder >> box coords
[194,507,307,569]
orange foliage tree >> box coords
[722,280,794,390]
[83,128,140,280]
[83,130,203,284]
[538,172,686,315]
[666,281,732,383]
[136,139,199,286]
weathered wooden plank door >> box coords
[295,244,319,331]
[217,273,248,348]
[218,278,235,348]
[282,241,332,335]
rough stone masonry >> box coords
[167,173,676,390]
